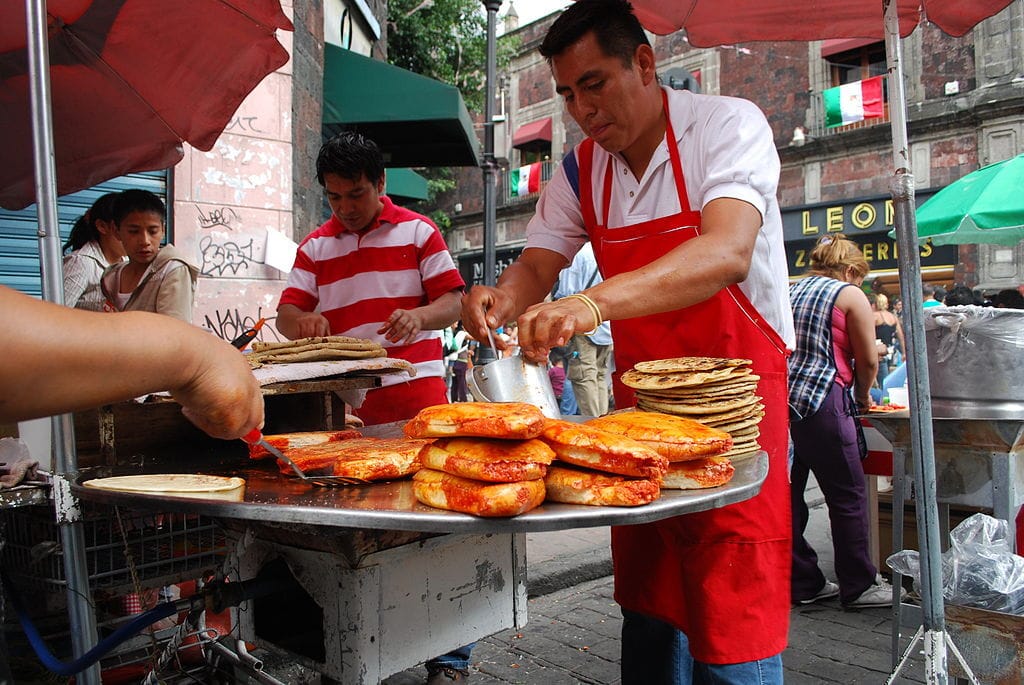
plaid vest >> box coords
[788,275,851,420]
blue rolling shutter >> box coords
[0,171,169,297]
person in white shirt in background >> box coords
[553,241,613,416]
[62,192,126,311]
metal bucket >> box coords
[467,356,561,419]
[925,306,1024,419]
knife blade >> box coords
[241,428,308,480]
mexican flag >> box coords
[823,76,884,128]
[511,163,541,197]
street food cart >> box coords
[868,306,1024,682]
[2,364,768,683]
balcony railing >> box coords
[807,91,891,139]
[497,159,557,208]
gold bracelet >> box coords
[566,293,603,334]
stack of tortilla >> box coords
[621,357,764,460]
[247,335,386,368]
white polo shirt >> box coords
[526,86,796,349]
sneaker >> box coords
[426,666,470,684]
[796,580,840,605]
[845,576,906,608]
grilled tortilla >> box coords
[586,411,733,462]
[539,419,668,479]
[543,464,661,507]
[412,469,546,517]
[404,402,546,439]
[419,437,555,482]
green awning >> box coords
[323,45,481,167]
[386,168,429,202]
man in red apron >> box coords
[461,1,795,682]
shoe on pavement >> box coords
[845,576,906,608]
[426,666,470,684]
[796,580,840,605]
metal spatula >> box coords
[242,428,367,487]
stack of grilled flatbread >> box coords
[405,402,552,517]
[621,357,764,461]
[538,419,667,506]
[247,335,387,368]
[586,411,736,490]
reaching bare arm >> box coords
[461,247,568,350]
[839,285,880,408]
[275,303,330,340]
[515,198,761,361]
[379,289,464,344]
[0,286,263,439]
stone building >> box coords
[441,1,1024,300]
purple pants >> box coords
[790,381,877,604]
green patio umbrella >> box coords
[915,153,1024,246]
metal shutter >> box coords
[0,170,169,297]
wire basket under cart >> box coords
[1,502,230,682]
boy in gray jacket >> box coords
[100,189,198,323]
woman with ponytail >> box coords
[788,233,904,609]
[62,192,126,310]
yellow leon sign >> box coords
[783,191,955,276]
[800,200,893,236]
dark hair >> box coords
[933,285,947,303]
[63,192,120,253]
[113,189,166,225]
[994,289,1024,309]
[944,284,978,306]
[316,131,385,187]
[806,234,869,281]
[539,0,650,69]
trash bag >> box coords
[887,512,1024,614]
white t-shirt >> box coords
[526,86,795,349]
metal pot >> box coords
[467,356,561,419]
[925,306,1024,419]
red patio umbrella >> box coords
[586,1,1015,682]
[0,0,294,210]
[2,3,292,680]
[627,0,1013,45]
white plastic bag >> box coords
[887,512,1024,614]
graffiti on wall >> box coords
[225,115,264,134]
[199,234,258,277]
[196,205,241,231]
[204,306,281,345]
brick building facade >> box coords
[442,1,1024,300]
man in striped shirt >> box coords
[276,131,466,427]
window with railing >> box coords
[809,41,891,138]
[499,158,557,207]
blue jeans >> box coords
[883,362,907,393]
[427,643,474,672]
[621,610,783,685]
[559,375,579,415]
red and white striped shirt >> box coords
[278,196,465,386]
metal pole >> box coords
[477,0,502,365]
[882,0,948,682]
[24,1,100,681]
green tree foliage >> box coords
[387,0,489,113]
[387,1,518,232]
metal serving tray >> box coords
[71,452,768,534]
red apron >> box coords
[578,93,791,663]
[355,377,449,426]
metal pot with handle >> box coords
[467,355,561,419]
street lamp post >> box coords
[477,0,501,364]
